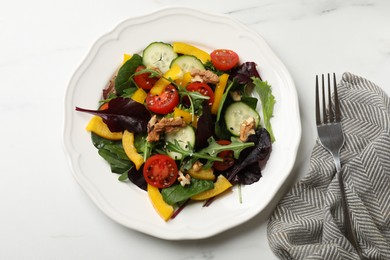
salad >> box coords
[76,42,275,221]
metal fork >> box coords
[315,73,365,259]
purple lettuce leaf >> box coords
[128,165,147,191]
[224,127,272,184]
[231,62,261,86]
[230,163,262,185]
[195,101,214,150]
[76,97,151,133]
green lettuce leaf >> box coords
[253,77,276,142]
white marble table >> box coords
[1,0,390,259]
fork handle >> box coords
[337,171,367,259]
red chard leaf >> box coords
[76,97,151,133]
[231,62,261,86]
[224,127,271,184]
[195,101,214,150]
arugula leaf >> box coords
[253,78,276,142]
[202,137,254,159]
[134,133,154,162]
[161,178,214,205]
[166,140,223,163]
[177,87,210,117]
[115,54,142,95]
[166,137,254,169]
[204,60,225,76]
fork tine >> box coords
[321,74,327,123]
[315,75,321,125]
[333,73,341,122]
[327,73,334,122]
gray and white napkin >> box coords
[268,73,390,259]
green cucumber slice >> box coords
[170,55,205,73]
[165,125,195,160]
[224,102,260,136]
[142,42,178,73]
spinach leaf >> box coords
[102,143,128,160]
[161,179,214,205]
[241,96,258,110]
[214,120,231,140]
[98,147,132,174]
[91,132,116,148]
[91,133,133,174]
[115,54,142,95]
[214,80,237,139]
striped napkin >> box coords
[268,73,390,260]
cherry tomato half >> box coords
[99,102,109,110]
[134,65,159,90]
[210,49,239,71]
[213,140,235,171]
[143,154,179,188]
[186,82,215,106]
[146,85,179,114]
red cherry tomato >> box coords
[146,85,179,114]
[99,102,109,110]
[143,154,179,188]
[213,140,235,171]
[186,82,215,106]
[210,49,239,71]
[134,65,159,90]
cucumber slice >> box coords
[170,55,205,73]
[165,125,195,160]
[224,102,260,136]
[142,42,178,73]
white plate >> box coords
[63,7,301,240]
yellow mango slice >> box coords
[173,42,211,63]
[211,73,229,114]
[131,88,147,104]
[175,71,192,87]
[187,167,215,181]
[147,184,174,221]
[122,130,144,170]
[122,53,132,65]
[173,108,198,127]
[191,175,232,200]
[86,116,122,140]
[150,64,182,95]
[182,71,193,86]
